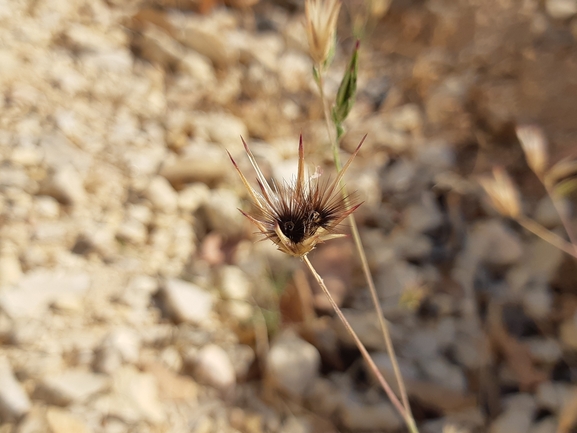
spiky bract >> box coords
[228,135,364,257]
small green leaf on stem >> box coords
[331,39,360,128]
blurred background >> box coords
[0,0,577,432]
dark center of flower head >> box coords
[281,219,306,243]
[279,210,326,244]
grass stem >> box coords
[316,71,417,431]
[302,255,418,433]
[517,215,577,259]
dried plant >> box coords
[516,124,548,178]
[478,166,521,219]
[479,127,577,260]
[227,135,363,257]
[305,0,341,67]
[369,0,392,19]
[305,5,417,432]
[516,125,577,248]
[228,135,415,430]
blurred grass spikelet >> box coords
[516,124,548,177]
[305,0,341,66]
[227,135,364,257]
[479,166,521,219]
[369,0,392,18]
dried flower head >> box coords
[305,0,341,66]
[228,135,364,257]
[478,166,521,219]
[516,124,548,177]
[369,0,392,19]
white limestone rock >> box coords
[218,265,251,301]
[94,328,141,374]
[545,0,577,18]
[266,330,320,398]
[193,344,236,394]
[0,355,31,420]
[0,271,90,319]
[159,141,230,185]
[161,279,214,324]
[202,189,245,238]
[37,370,109,406]
[42,166,86,206]
[93,366,165,425]
[145,176,178,213]
[178,183,210,213]
[46,406,92,433]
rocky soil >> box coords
[0,0,577,432]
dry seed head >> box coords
[369,0,392,18]
[228,134,364,257]
[479,166,521,219]
[516,124,548,177]
[305,0,341,66]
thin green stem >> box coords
[517,215,577,259]
[317,73,339,165]
[315,69,415,427]
[302,255,418,433]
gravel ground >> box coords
[0,0,577,432]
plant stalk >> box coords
[302,255,418,433]
[316,72,414,423]
[517,215,577,259]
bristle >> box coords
[226,150,237,167]
[241,136,277,202]
[355,134,367,153]
[297,133,305,197]
[238,208,269,234]
[229,150,266,213]
[334,202,363,225]
[240,136,250,153]
[325,135,366,200]
[256,178,274,208]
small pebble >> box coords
[145,176,178,213]
[161,278,214,324]
[193,344,236,394]
[0,356,31,420]
[36,370,109,406]
[266,330,320,398]
[545,0,577,19]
